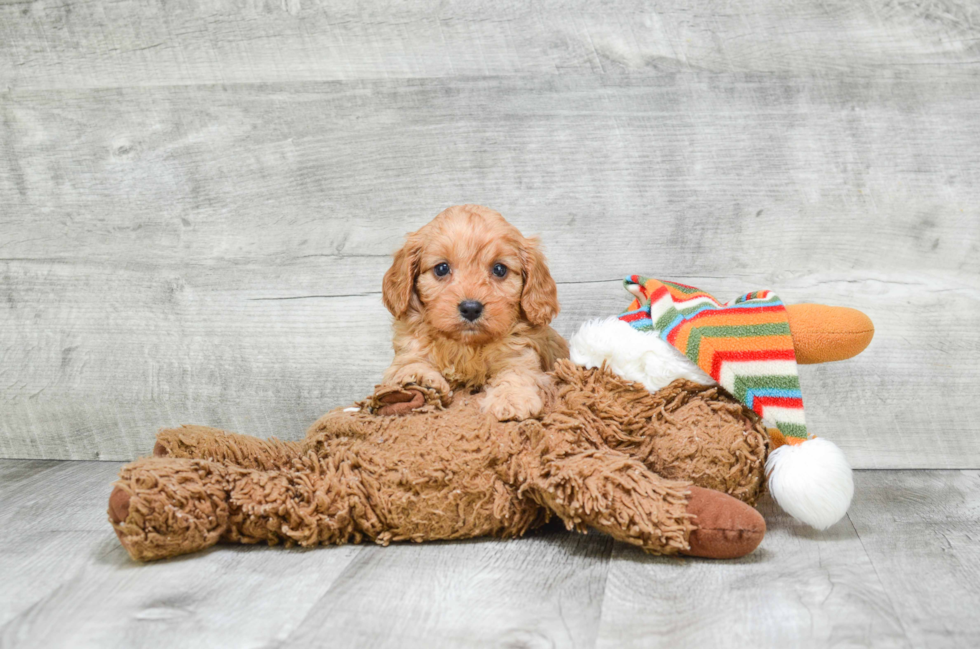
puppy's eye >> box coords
[434,262,451,277]
[492,263,508,278]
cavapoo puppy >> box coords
[381,204,568,420]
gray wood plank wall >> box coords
[2,1,978,465]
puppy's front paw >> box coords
[481,385,543,421]
[388,364,452,404]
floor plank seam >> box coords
[844,512,913,645]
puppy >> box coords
[381,204,568,421]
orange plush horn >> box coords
[785,304,875,364]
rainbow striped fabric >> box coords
[619,276,808,445]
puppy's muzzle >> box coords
[458,300,484,322]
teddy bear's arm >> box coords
[153,425,306,470]
[109,457,234,561]
[109,453,379,562]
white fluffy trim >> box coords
[569,317,715,392]
[766,437,854,530]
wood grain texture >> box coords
[2,0,979,90]
[1,462,978,647]
[285,530,613,649]
[0,460,364,648]
[595,485,910,648]
[0,461,129,631]
[848,470,980,649]
[2,74,978,464]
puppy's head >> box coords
[382,205,559,344]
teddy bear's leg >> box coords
[633,380,770,505]
[529,449,765,559]
[218,450,372,549]
[550,361,769,506]
[153,425,306,470]
[109,452,375,561]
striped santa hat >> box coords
[569,276,853,530]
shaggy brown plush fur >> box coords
[109,361,768,562]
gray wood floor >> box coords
[0,461,976,648]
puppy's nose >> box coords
[458,300,484,322]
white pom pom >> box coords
[569,317,714,392]
[766,437,854,530]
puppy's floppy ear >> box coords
[520,236,560,326]
[383,233,422,317]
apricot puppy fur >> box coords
[381,204,568,420]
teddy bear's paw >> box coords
[481,384,543,421]
[368,381,446,416]
[683,486,765,559]
[108,458,231,561]
[375,387,427,416]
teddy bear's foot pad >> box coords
[684,486,765,559]
[108,486,130,525]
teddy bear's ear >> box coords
[519,236,559,326]
[383,233,423,318]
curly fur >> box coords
[113,363,769,562]
[381,205,567,421]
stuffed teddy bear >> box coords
[108,278,873,562]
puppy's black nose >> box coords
[458,300,484,322]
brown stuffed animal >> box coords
[107,302,873,562]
